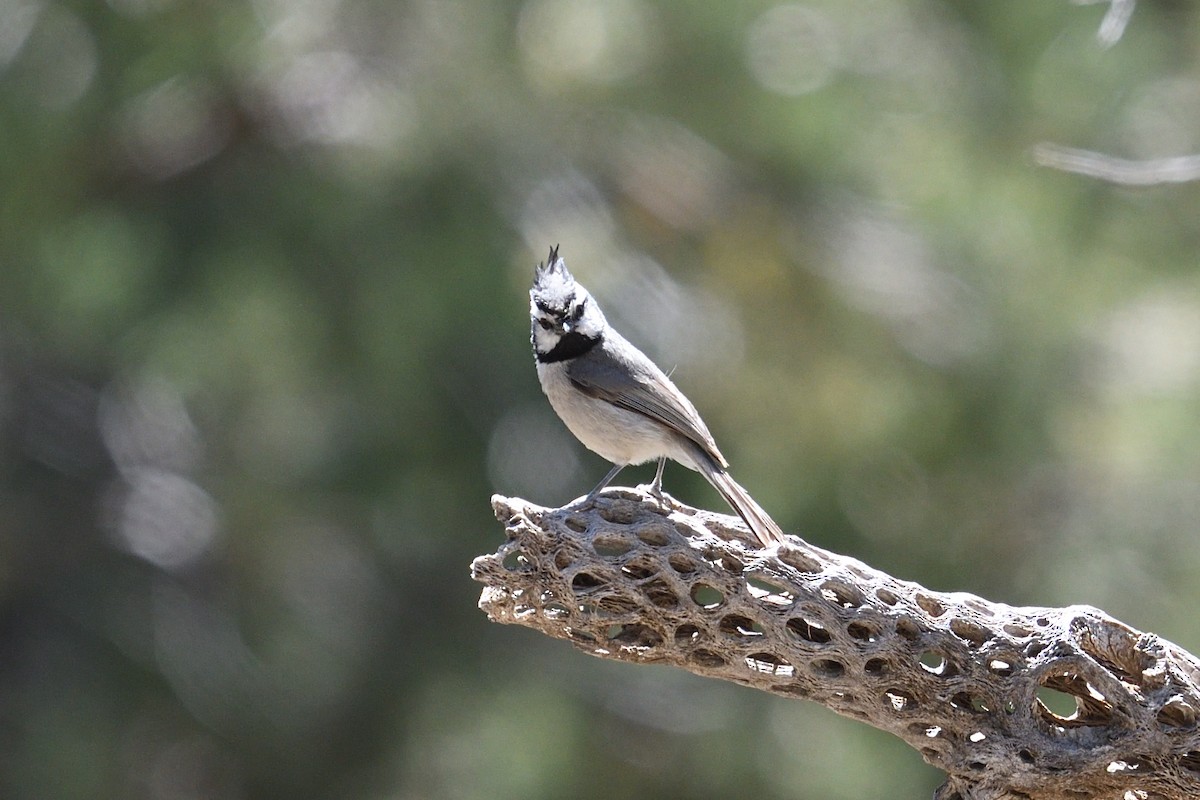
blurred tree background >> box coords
[2,0,1199,798]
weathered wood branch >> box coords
[472,488,1200,800]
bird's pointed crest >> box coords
[531,244,577,311]
[535,244,571,281]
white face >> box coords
[530,267,607,355]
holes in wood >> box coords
[704,550,743,573]
[915,593,946,618]
[606,623,663,648]
[746,652,794,677]
[571,572,604,593]
[635,524,672,546]
[690,583,725,609]
[988,657,1016,677]
[918,651,941,672]
[845,564,871,581]
[962,598,995,617]
[674,624,701,645]
[592,534,634,557]
[719,554,745,573]
[918,650,956,678]
[875,588,899,606]
[601,623,626,640]
[864,658,890,677]
[909,722,942,739]
[596,594,639,614]
[787,616,831,645]
[1034,670,1113,729]
[597,504,634,524]
[950,692,992,714]
[719,614,765,640]
[846,621,880,643]
[543,602,570,620]
[1004,623,1033,639]
[1158,696,1197,729]
[950,618,994,647]
[1181,751,1200,776]
[668,553,699,574]
[821,580,864,609]
[642,578,680,609]
[811,658,845,678]
[885,688,916,712]
[620,560,657,580]
[746,575,796,608]
[1075,616,1151,680]
[895,617,922,642]
[778,548,823,573]
[501,549,529,571]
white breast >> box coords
[536,361,692,468]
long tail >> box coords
[700,464,787,548]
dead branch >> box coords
[1033,144,1200,186]
[472,488,1200,800]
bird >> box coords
[529,245,787,549]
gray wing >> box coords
[567,339,729,468]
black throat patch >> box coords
[537,331,601,363]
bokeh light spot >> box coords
[113,469,219,570]
[745,4,838,96]
[518,0,654,88]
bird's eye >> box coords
[571,304,584,321]
[538,318,552,330]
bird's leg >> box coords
[582,463,626,504]
[648,457,666,499]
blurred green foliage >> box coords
[2,0,1199,798]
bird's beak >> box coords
[561,321,573,334]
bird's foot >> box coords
[641,483,665,501]
[635,483,680,511]
[565,491,601,511]
[645,458,667,500]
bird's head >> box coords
[530,246,606,355]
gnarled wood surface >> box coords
[472,488,1200,800]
